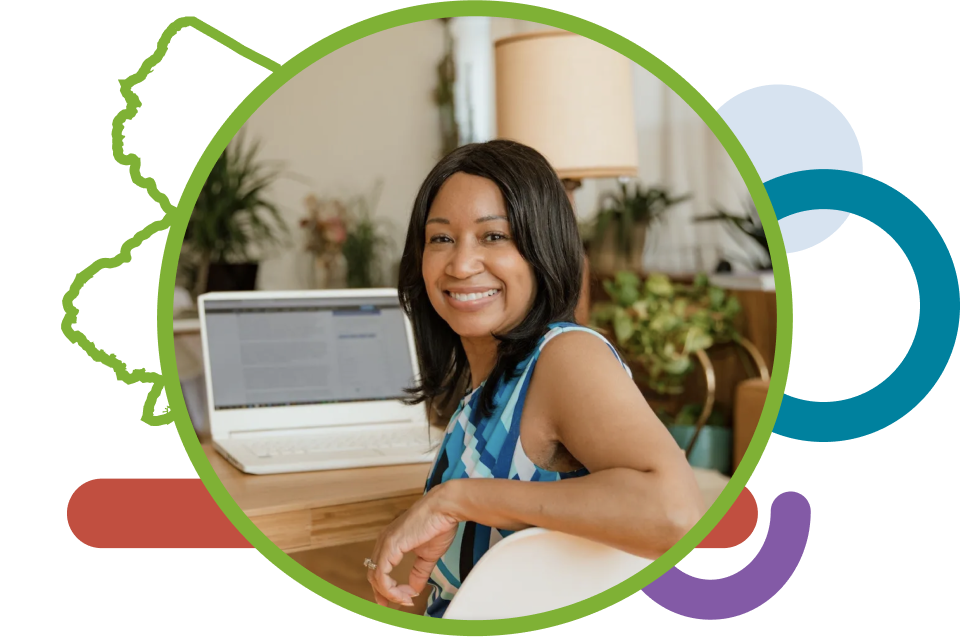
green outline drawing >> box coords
[69,1,793,632]
[60,17,279,426]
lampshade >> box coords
[494,30,639,181]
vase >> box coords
[593,223,647,275]
[668,424,732,475]
[326,253,348,289]
[310,255,328,289]
[310,253,348,289]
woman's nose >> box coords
[446,241,484,279]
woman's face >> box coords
[422,172,536,340]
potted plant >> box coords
[182,134,287,297]
[301,182,392,289]
[591,271,741,394]
[591,271,742,473]
[695,197,771,271]
[584,181,690,274]
[342,183,392,288]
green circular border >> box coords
[157,2,793,632]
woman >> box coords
[366,140,704,617]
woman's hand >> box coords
[367,481,461,608]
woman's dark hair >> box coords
[398,139,584,419]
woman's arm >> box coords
[437,465,698,559]
[367,331,704,606]
[441,330,704,552]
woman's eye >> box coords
[484,232,509,242]
[428,235,452,244]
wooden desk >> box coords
[203,442,730,555]
[203,443,432,553]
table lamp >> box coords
[494,29,640,324]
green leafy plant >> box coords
[592,271,741,394]
[694,198,771,270]
[586,181,691,270]
[341,182,392,289]
[183,133,287,296]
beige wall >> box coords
[245,20,446,290]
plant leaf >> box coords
[613,307,635,343]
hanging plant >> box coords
[433,18,460,158]
[694,197,771,271]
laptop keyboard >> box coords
[243,426,432,459]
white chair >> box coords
[442,467,727,619]
[443,527,653,620]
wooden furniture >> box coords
[733,378,769,471]
[205,439,730,553]
[202,443,434,552]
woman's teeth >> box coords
[450,289,500,302]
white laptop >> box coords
[198,288,438,475]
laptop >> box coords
[198,288,438,475]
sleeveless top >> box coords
[422,322,632,618]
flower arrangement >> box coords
[301,195,349,288]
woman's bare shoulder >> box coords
[533,329,636,404]
[530,328,675,473]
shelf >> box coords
[708,272,775,292]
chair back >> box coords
[443,527,653,620]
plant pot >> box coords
[311,253,347,289]
[206,262,259,292]
[668,424,732,475]
[592,224,647,275]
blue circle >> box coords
[768,169,959,442]
[719,85,862,253]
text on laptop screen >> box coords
[203,297,415,410]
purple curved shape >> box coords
[644,492,810,619]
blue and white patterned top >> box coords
[422,322,632,618]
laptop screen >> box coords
[202,296,416,410]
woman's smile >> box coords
[444,287,502,311]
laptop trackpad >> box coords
[246,445,386,459]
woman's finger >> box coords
[366,542,409,605]
[373,590,391,607]
[376,569,413,606]
[396,583,419,600]
[367,532,399,603]
[407,556,437,595]
[373,542,414,605]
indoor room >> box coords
[171,17,776,618]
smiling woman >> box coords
[367,140,705,617]
[423,174,536,340]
